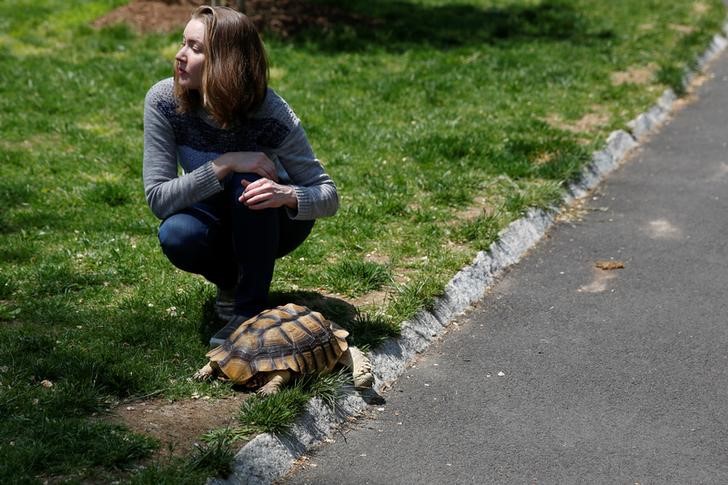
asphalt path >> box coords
[284,51,728,484]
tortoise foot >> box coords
[193,363,214,381]
[256,371,291,396]
[349,347,374,389]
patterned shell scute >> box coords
[206,303,349,385]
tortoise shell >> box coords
[205,303,349,385]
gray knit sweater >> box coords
[143,78,338,221]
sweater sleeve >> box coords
[271,109,339,221]
[142,82,223,220]
[280,127,339,221]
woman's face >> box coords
[176,19,206,91]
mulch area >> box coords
[92,0,375,36]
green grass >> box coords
[236,370,349,434]
[0,0,725,482]
[324,259,392,296]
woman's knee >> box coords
[158,213,207,261]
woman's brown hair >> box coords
[174,5,269,128]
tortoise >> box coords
[194,303,374,395]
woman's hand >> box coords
[239,178,298,210]
[212,152,278,182]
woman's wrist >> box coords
[285,186,298,209]
[211,158,231,180]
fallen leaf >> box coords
[595,260,625,270]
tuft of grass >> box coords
[387,279,443,323]
[303,368,351,409]
[238,386,312,435]
[186,438,235,479]
[201,424,258,451]
[236,369,349,435]
[343,311,400,350]
[454,212,505,251]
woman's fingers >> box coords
[239,179,294,209]
[239,178,273,207]
[244,193,274,208]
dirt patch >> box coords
[364,249,391,266]
[669,23,695,35]
[611,63,658,86]
[454,195,496,222]
[545,105,611,135]
[532,150,555,166]
[694,1,709,14]
[92,0,376,37]
[108,392,249,458]
[92,0,199,33]
[351,289,389,309]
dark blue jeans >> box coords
[157,173,314,316]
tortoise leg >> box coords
[193,362,215,381]
[257,370,292,396]
[341,347,374,390]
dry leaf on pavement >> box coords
[595,260,625,270]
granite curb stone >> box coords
[208,28,728,485]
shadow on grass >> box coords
[270,0,613,52]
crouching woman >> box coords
[142,5,338,346]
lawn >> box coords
[0,0,724,482]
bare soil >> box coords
[92,0,375,37]
[108,392,249,458]
[611,63,658,86]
